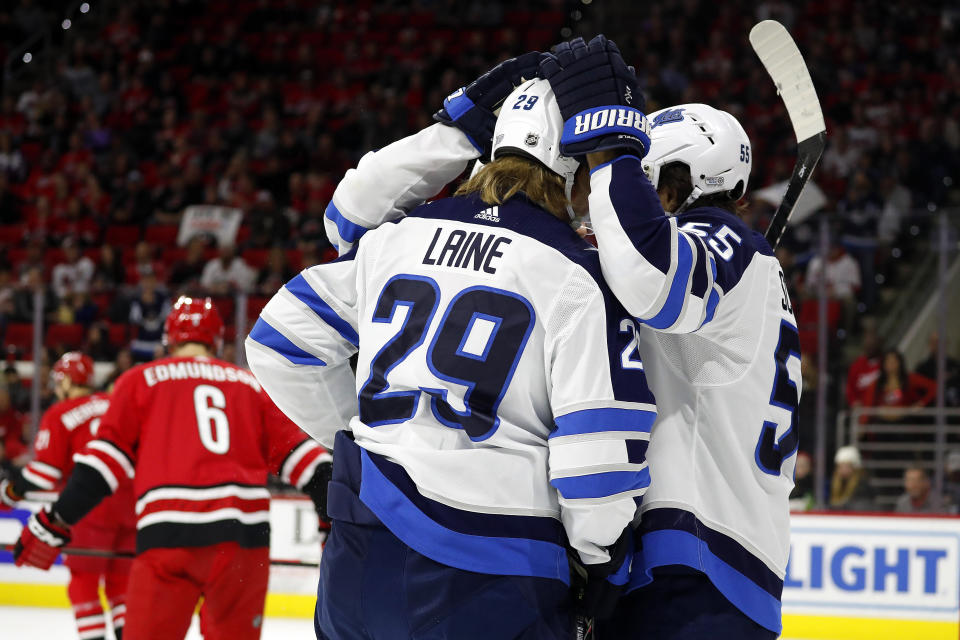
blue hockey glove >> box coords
[434,51,544,159]
[539,35,650,158]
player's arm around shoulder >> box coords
[326,51,544,254]
[325,123,478,254]
[544,268,655,567]
[586,151,728,334]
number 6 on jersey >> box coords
[194,384,230,454]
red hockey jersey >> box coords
[77,356,327,551]
[22,393,136,532]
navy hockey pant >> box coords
[599,567,778,640]
[314,431,572,639]
[315,519,572,640]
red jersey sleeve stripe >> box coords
[25,460,62,480]
[21,465,58,490]
[280,440,322,486]
[291,448,331,489]
[73,453,120,492]
[86,440,135,479]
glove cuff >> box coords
[30,509,70,547]
[0,479,22,508]
[561,106,651,156]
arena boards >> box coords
[3,502,959,638]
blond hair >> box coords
[455,155,569,219]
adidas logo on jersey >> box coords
[573,108,650,136]
[474,206,500,222]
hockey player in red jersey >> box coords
[13,297,332,640]
[1,352,136,640]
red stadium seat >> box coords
[212,296,235,324]
[44,248,66,271]
[246,296,269,322]
[242,249,269,269]
[104,225,142,246]
[3,323,35,355]
[107,323,130,348]
[91,292,115,314]
[0,225,24,244]
[144,225,180,246]
[45,323,85,349]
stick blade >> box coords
[750,20,826,143]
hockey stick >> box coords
[749,20,827,250]
[1,543,320,568]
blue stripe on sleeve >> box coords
[703,287,721,326]
[285,274,359,347]
[551,467,650,500]
[248,319,326,366]
[641,231,693,329]
[551,408,656,438]
[325,201,368,244]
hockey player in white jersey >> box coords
[534,36,797,639]
[246,58,657,639]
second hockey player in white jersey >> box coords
[246,58,657,639]
[536,36,797,640]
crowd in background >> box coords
[1,0,959,502]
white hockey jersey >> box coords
[589,154,800,634]
[246,188,658,582]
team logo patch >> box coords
[524,133,539,147]
[651,108,685,128]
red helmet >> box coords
[52,352,95,387]
[163,296,225,349]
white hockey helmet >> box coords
[642,103,751,214]
[492,78,580,218]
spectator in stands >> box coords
[200,244,254,295]
[788,451,814,511]
[83,322,116,362]
[838,171,883,309]
[829,446,875,511]
[169,236,209,291]
[247,191,291,248]
[152,174,191,225]
[91,244,126,293]
[0,265,15,323]
[945,451,960,511]
[16,242,45,284]
[846,326,882,407]
[51,238,95,301]
[862,350,937,424]
[256,247,295,296]
[128,273,170,361]
[0,387,27,471]
[915,332,960,408]
[894,467,946,514]
[0,175,22,224]
[0,132,25,183]
[103,348,134,390]
[4,365,30,413]
[804,236,860,330]
[130,241,165,285]
[13,267,56,323]
[54,291,98,327]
